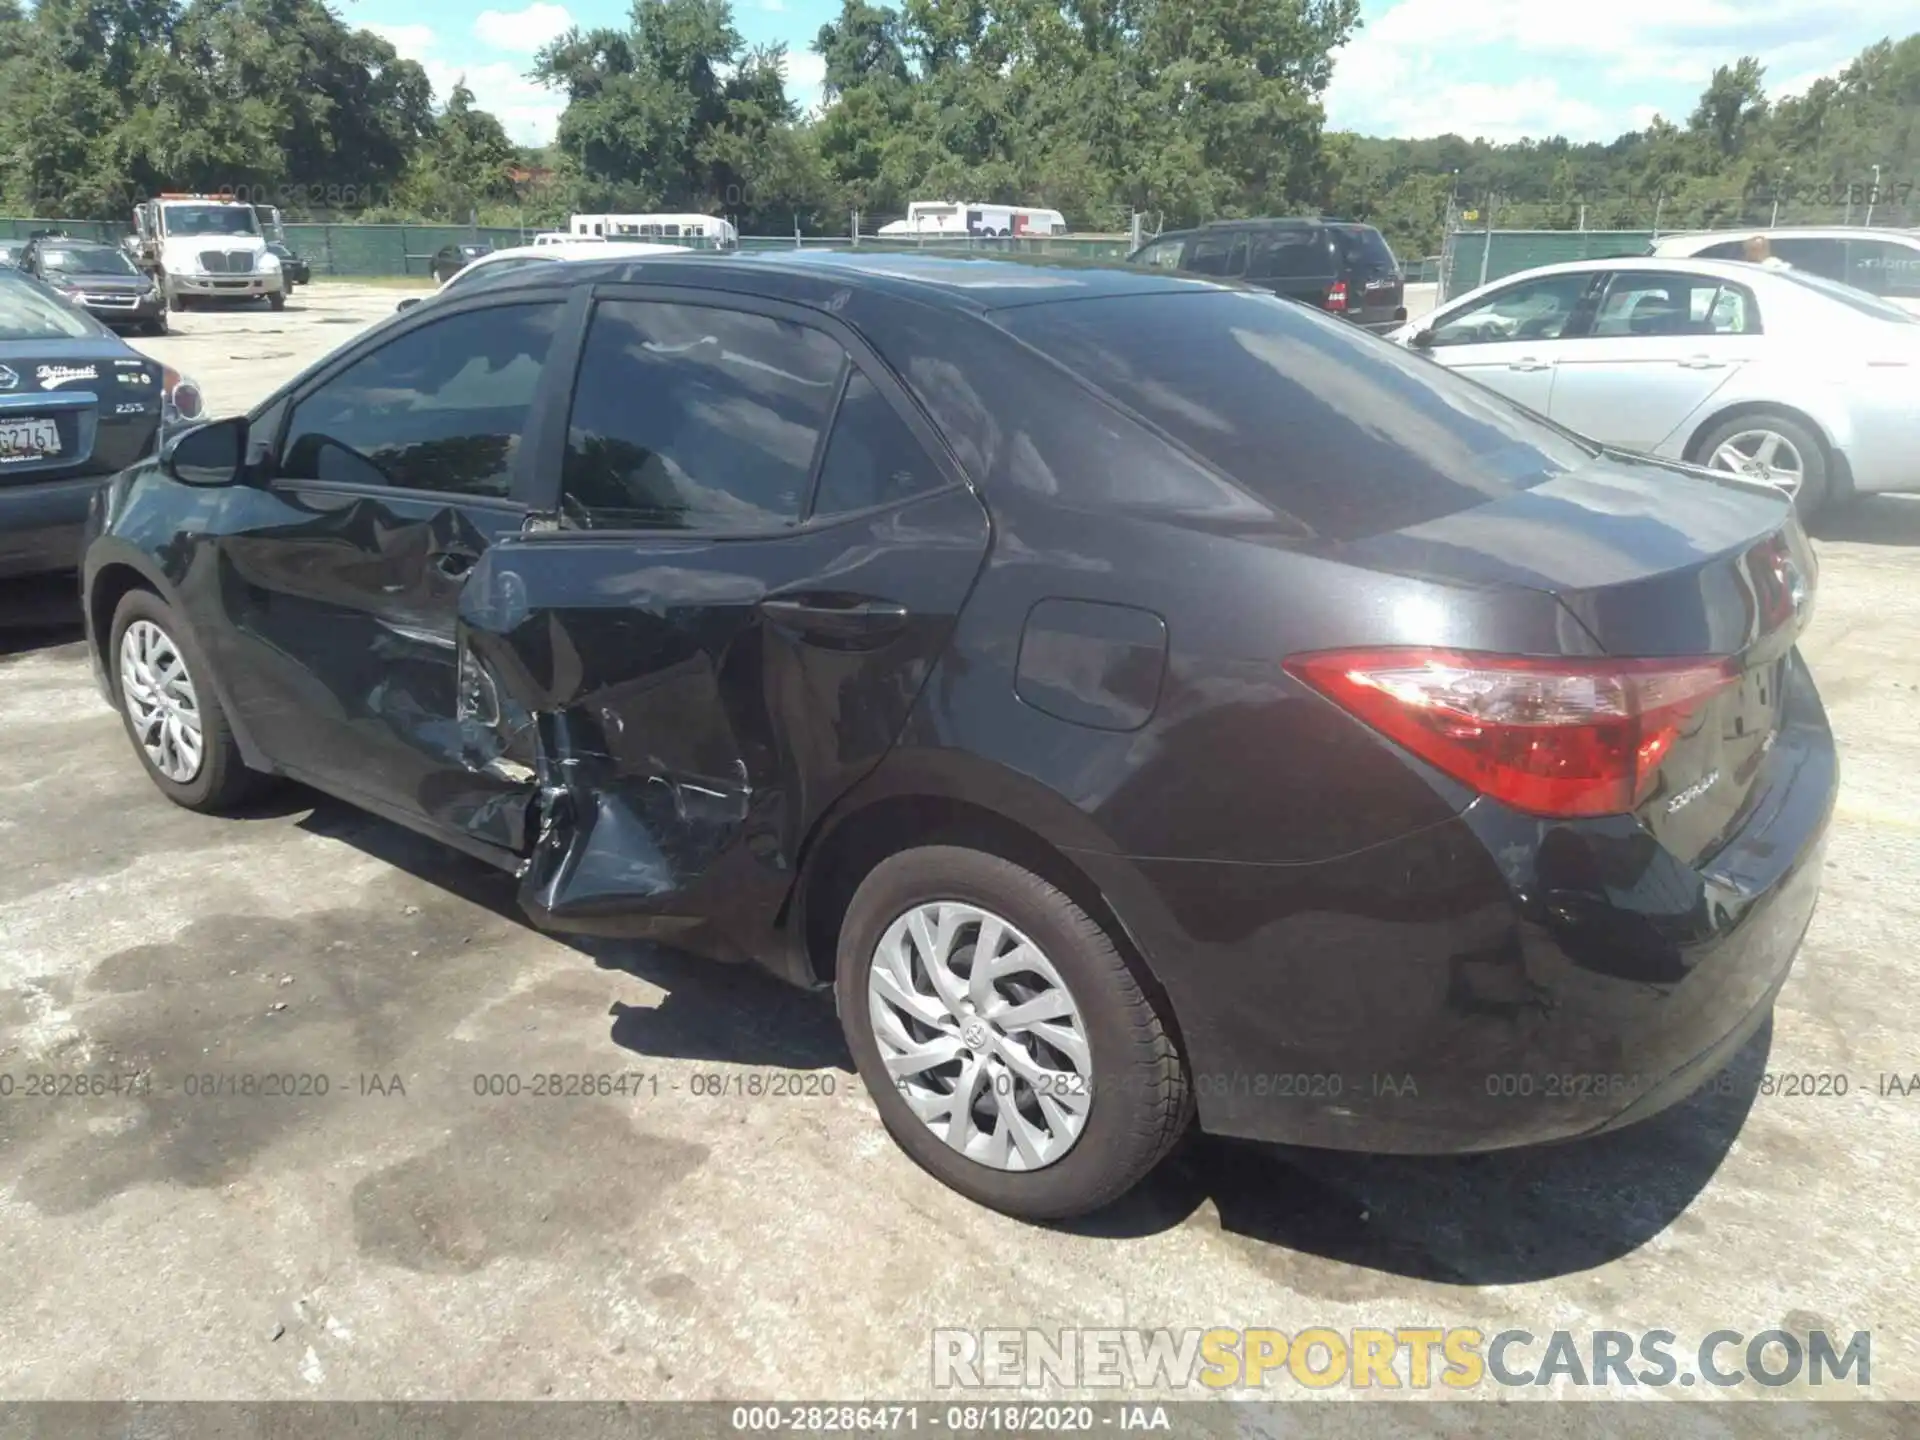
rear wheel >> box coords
[836,845,1190,1220]
[109,589,261,813]
[1695,411,1830,519]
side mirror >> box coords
[1409,327,1436,350]
[161,416,248,486]
[396,297,423,312]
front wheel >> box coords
[109,589,262,812]
[268,286,286,311]
[836,845,1190,1220]
[1696,411,1830,519]
[163,275,185,312]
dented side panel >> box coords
[452,485,992,943]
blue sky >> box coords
[353,0,1915,148]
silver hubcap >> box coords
[1708,429,1804,497]
[867,901,1094,1171]
[119,619,204,783]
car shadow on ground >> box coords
[1811,494,1920,546]
[1073,1022,1767,1284]
[0,574,87,658]
[295,791,851,1075]
[297,789,1761,1283]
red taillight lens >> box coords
[1284,648,1740,819]
[1326,281,1349,311]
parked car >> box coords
[1,267,202,577]
[429,242,495,285]
[1649,227,1920,316]
[82,252,1832,1219]
[1389,256,1920,517]
[267,241,311,288]
[1128,217,1408,330]
[20,235,169,335]
[396,240,687,312]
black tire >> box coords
[268,287,286,311]
[108,588,262,813]
[836,845,1191,1221]
[1694,410,1830,519]
[147,313,168,337]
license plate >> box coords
[0,418,61,463]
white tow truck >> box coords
[128,194,286,312]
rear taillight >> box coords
[1284,648,1740,819]
[1326,280,1349,312]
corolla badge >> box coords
[0,364,16,391]
[37,363,98,388]
[1667,770,1721,815]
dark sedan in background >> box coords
[80,252,1831,1219]
[1,267,202,577]
[21,235,168,334]
[429,241,493,284]
[268,241,311,288]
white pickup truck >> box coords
[128,195,286,312]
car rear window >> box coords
[992,289,1601,542]
[1334,227,1399,272]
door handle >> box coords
[759,595,910,646]
[1507,357,1553,372]
[432,546,480,579]
[1679,356,1729,370]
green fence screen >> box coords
[3,217,1135,276]
[1442,230,1656,301]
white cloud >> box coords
[365,21,566,146]
[1326,0,1912,140]
[473,3,575,55]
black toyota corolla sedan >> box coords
[80,252,1834,1220]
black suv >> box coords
[1129,218,1407,331]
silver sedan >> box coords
[1389,257,1920,516]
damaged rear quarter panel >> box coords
[453,486,993,954]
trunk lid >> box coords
[1338,455,1813,862]
[0,341,163,484]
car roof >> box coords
[1654,226,1920,245]
[471,247,1217,312]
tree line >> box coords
[2,0,1915,259]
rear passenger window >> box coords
[1248,231,1333,279]
[560,300,847,531]
[809,372,943,517]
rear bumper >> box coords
[0,474,102,577]
[1074,653,1837,1152]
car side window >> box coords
[1697,241,1748,261]
[280,301,560,499]
[1768,237,1846,279]
[559,299,847,532]
[1248,231,1334,280]
[1132,239,1185,269]
[1590,273,1754,338]
[1845,239,1920,300]
[808,371,945,518]
[1430,273,1593,346]
[1183,234,1237,277]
